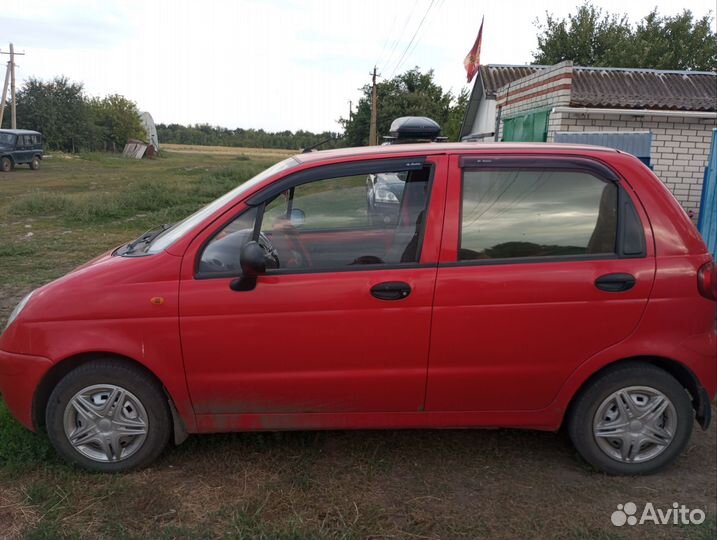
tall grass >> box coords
[9,163,268,226]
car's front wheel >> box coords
[567,363,693,475]
[1,157,12,172]
[46,359,171,472]
[30,156,40,170]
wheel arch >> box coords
[32,351,188,444]
[564,355,710,429]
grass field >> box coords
[0,145,715,540]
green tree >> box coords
[155,123,343,150]
[10,76,94,152]
[631,10,717,71]
[443,88,469,142]
[533,3,717,70]
[88,94,146,151]
[340,68,467,146]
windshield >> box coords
[0,133,15,145]
[147,157,299,253]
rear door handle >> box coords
[370,281,411,301]
[595,273,636,292]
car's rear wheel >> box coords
[1,157,12,172]
[567,363,693,475]
[46,360,171,472]
[30,156,40,170]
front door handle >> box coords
[370,281,411,301]
[595,273,636,292]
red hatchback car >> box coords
[1,142,715,474]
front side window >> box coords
[199,164,432,275]
[0,133,15,145]
[460,168,617,260]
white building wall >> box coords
[470,98,497,137]
[548,111,716,219]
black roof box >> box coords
[389,116,442,140]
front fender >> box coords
[25,319,196,433]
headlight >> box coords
[5,290,35,330]
[375,188,399,203]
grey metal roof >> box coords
[480,65,546,97]
[0,129,42,135]
[571,67,717,111]
[474,64,717,111]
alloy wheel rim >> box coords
[592,385,677,464]
[63,384,149,463]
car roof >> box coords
[0,129,42,136]
[292,142,619,164]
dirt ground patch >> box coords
[161,143,295,159]
[0,423,714,539]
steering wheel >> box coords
[257,232,280,269]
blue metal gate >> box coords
[698,129,717,257]
[554,131,653,167]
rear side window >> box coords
[20,135,36,147]
[460,169,617,260]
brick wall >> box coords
[548,110,716,218]
[495,61,573,140]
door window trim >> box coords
[451,155,646,268]
[194,157,437,279]
[246,157,427,206]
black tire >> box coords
[46,359,171,472]
[1,156,12,172]
[567,363,693,475]
[30,156,40,170]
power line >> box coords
[389,0,436,77]
[380,0,420,75]
[375,9,399,70]
[399,0,444,71]
[395,0,447,77]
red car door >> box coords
[426,153,656,412]
[179,155,447,418]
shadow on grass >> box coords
[0,397,63,475]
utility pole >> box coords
[9,44,16,129]
[347,100,352,122]
[369,66,378,146]
[0,44,25,129]
[0,61,9,128]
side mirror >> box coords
[230,241,266,291]
[240,241,266,276]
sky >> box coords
[1,0,715,133]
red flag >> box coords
[464,17,484,83]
